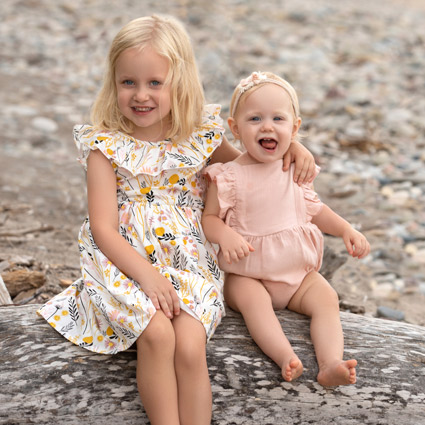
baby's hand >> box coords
[342,228,370,259]
[219,229,254,264]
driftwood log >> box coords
[1,304,424,425]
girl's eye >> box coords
[150,80,161,87]
[123,79,135,86]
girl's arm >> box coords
[86,149,180,318]
[202,180,254,263]
[209,135,240,164]
[312,205,370,259]
[283,141,316,184]
[212,136,316,184]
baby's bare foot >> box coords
[282,357,303,382]
[317,359,357,387]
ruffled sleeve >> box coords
[73,104,224,176]
[302,165,324,219]
[204,163,236,221]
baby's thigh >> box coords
[262,280,301,310]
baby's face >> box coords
[230,84,300,164]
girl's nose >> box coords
[134,87,150,102]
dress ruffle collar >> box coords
[74,104,224,176]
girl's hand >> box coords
[283,142,316,185]
[219,229,254,264]
[342,228,371,259]
[140,271,181,319]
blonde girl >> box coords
[38,18,315,425]
[202,71,370,387]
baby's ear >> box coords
[227,117,240,139]
[292,116,302,138]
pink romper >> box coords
[205,160,324,307]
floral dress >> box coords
[38,104,225,354]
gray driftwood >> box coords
[1,304,424,425]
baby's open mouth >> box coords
[259,138,278,151]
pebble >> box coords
[0,0,424,325]
[377,306,406,322]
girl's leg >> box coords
[173,311,211,425]
[287,271,357,386]
[225,273,303,382]
[136,310,180,425]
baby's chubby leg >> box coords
[225,274,303,382]
[287,271,357,386]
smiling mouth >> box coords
[259,138,278,151]
[132,106,154,112]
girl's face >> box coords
[115,46,171,141]
[229,84,301,164]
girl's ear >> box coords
[228,117,240,139]
[292,117,302,139]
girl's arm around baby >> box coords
[312,205,370,259]
[202,180,254,264]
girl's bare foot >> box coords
[282,357,303,382]
[317,359,357,387]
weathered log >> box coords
[0,304,424,425]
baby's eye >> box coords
[273,116,284,121]
[249,116,261,121]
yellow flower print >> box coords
[97,335,104,342]
[170,240,176,246]
[155,227,165,236]
[106,327,114,337]
[191,181,197,188]
[49,322,56,328]
[54,315,61,321]
[215,134,220,139]
[140,187,151,194]
[62,311,69,316]
[106,148,114,155]
[207,147,213,153]
[114,281,121,287]
[83,336,93,344]
[145,245,155,255]
[169,174,179,184]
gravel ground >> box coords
[0,0,424,325]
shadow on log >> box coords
[0,304,424,425]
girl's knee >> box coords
[137,312,175,352]
[175,338,207,372]
[174,325,207,370]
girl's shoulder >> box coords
[189,104,225,157]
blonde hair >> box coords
[90,15,205,142]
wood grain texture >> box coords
[1,304,424,425]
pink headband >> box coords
[231,71,299,117]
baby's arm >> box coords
[86,149,180,319]
[202,180,254,264]
[312,205,370,259]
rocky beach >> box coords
[0,0,424,331]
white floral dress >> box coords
[38,104,225,354]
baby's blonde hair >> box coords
[91,15,205,142]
